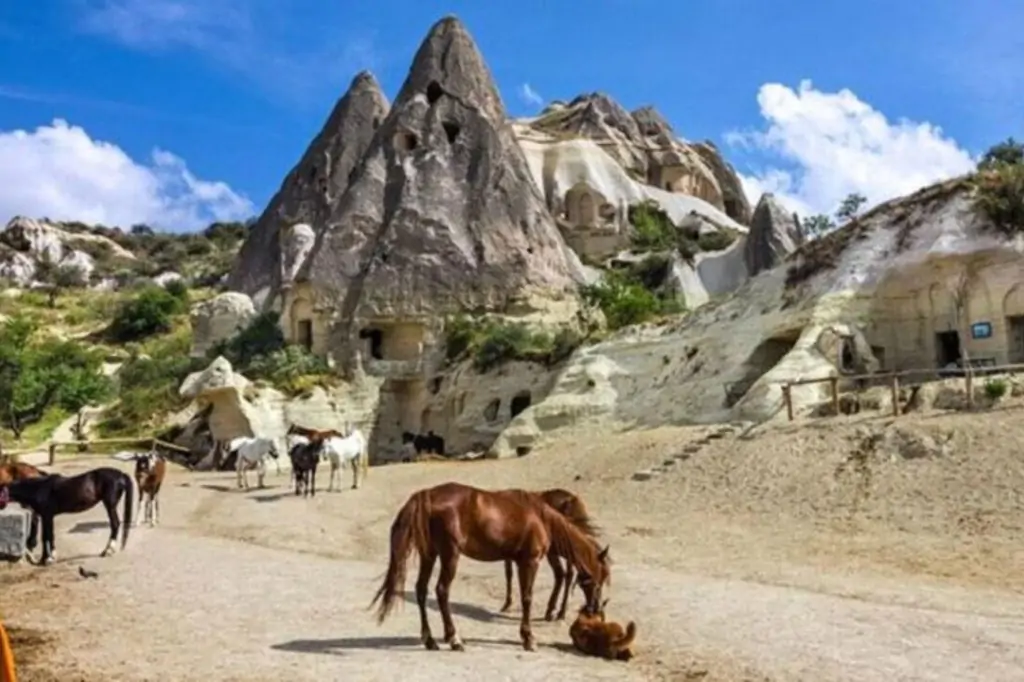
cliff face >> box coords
[744,193,804,277]
[227,72,389,308]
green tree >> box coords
[835,193,868,223]
[802,214,836,238]
[0,317,111,439]
[978,137,1024,170]
[109,286,188,342]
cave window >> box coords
[442,121,460,144]
[429,376,443,394]
[510,391,531,418]
[840,338,856,373]
[372,117,380,130]
[394,131,418,152]
[296,319,313,352]
[358,327,384,360]
[483,398,500,423]
[426,81,444,104]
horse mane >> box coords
[536,500,604,578]
[541,489,601,540]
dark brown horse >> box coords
[0,466,133,565]
[0,460,45,486]
[287,424,346,441]
[499,488,600,621]
[370,482,611,652]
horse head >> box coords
[576,544,612,614]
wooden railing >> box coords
[0,437,190,466]
[780,362,1024,421]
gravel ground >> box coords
[4,410,1024,681]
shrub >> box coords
[984,378,1008,401]
[163,278,189,302]
[108,285,188,342]
[443,316,584,373]
[697,230,737,252]
[973,162,1024,237]
[581,259,686,331]
[978,138,1024,171]
[246,345,334,395]
[629,201,677,252]
[211,312,286,368]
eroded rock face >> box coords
[189,292,256,358]
[279,223,316,288]
[228,73,390,309]
[744,193,804,277]
[0,216,123,285]
[303,16,585,354]
[693,142,753,225]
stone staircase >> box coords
[631,421,754,481]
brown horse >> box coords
[370,482,611,652]
[499,488,599,621]
[286,423,346,442]
[0,460,45,486]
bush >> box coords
[108,286,188,342]
[211,312,286,368]
[581,258,686,331]
[443,316,584,373]
[697,230,737,252]
[163,279,189,302]
[984,378,1008,401]
[973,162,1024,237]
[629,201,677,252]
[247,345,334,395]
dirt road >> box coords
[4,415,1024,681]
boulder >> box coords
[0,508,29,560]
[189,292,256,358]
[744,193,804,277]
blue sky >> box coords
[0,1,1021,230]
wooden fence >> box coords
[0,437,190,466]
[780,362,1024,421]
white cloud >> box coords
[727,80,978,217]
[518,83,544,109]
[0,119,253,231]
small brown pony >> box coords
[371,482,611,652]
[499,488,599,621]
[0,460,45,486]
[569,598,637,661]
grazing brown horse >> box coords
[286,423,346,442]
[0,466,133,565]
[370,482,611,652]
[499,488,599,621]
[0,460,45,486]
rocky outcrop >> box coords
[302,16,586,359]
[497,177,1015,454]
[227,73,390,309]
[189,292,256,358]
[0,509,29,559]
[744,193,804,277]
[693,141,753,225]
[0,216,134,285]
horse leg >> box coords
[310,467,316,497]
[25,513,39,559]
[328,461,337,492]
[416,550,439,651]
[557,559,575,621]
[516,556,541,651]
[100,495,121,557]
[544,552,565,621]
[40,515,56,566]
[436,549,464,651]
[154,493,161,526]
[351,458,359,489]
[500,560,515,613]
[236,458,244,489]
[257,460,266,489]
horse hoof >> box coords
[543,613,555,622]
[451,641,465,652]
[522,639,537,652]
[499,603,512,614]
[424,638,440,651]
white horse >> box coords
[229,436,282,490]
[318,428,369,491]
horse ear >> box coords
[598,545,610,561]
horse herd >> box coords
[0,430,637,660]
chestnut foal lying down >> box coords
[569,599,637,661]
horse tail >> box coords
[615,621,638,651]
[121,471,134,549]
[369,489,430,624]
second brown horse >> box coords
[371,481,611,652]
[499,488,600,621]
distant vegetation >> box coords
[973,137,1024,237]
[628,201,738,260]
[581,255,686,330]
[444,315,584,374]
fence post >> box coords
[782,384,794,421]
[965,369,974,409]
[890,373,900,417]
[829,376,840,416]
[48,442,57,466]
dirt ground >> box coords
[4,409,1024,681]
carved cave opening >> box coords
[359,327,384,360]
[372,117,381,130]
[724,330,801,408]
[426,80,444,104]
[297,319,313,352]
[442,121,461,144]
[395,131,418,152]
[484,398,500,422]
[510,391,532,418]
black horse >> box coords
[289,441,321,498]
[400,430,446,457]
[0,466,134,566]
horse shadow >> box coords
[400,594,507,623]
[249,492,293,503]
[199,484,235,493]
[271,635,526,656]
[67,521,110,535]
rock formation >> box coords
[744,193,804,277]
[189,292,257,358]
[302,15,586,357]
[227,72,389,309]
[0,216,135,286]
[693,141,753,225]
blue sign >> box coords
[971,322,992,339]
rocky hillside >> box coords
[0,216,248,291]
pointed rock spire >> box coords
[304,15,584,353]
[228,71,389,307]
[744,193,804,276]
